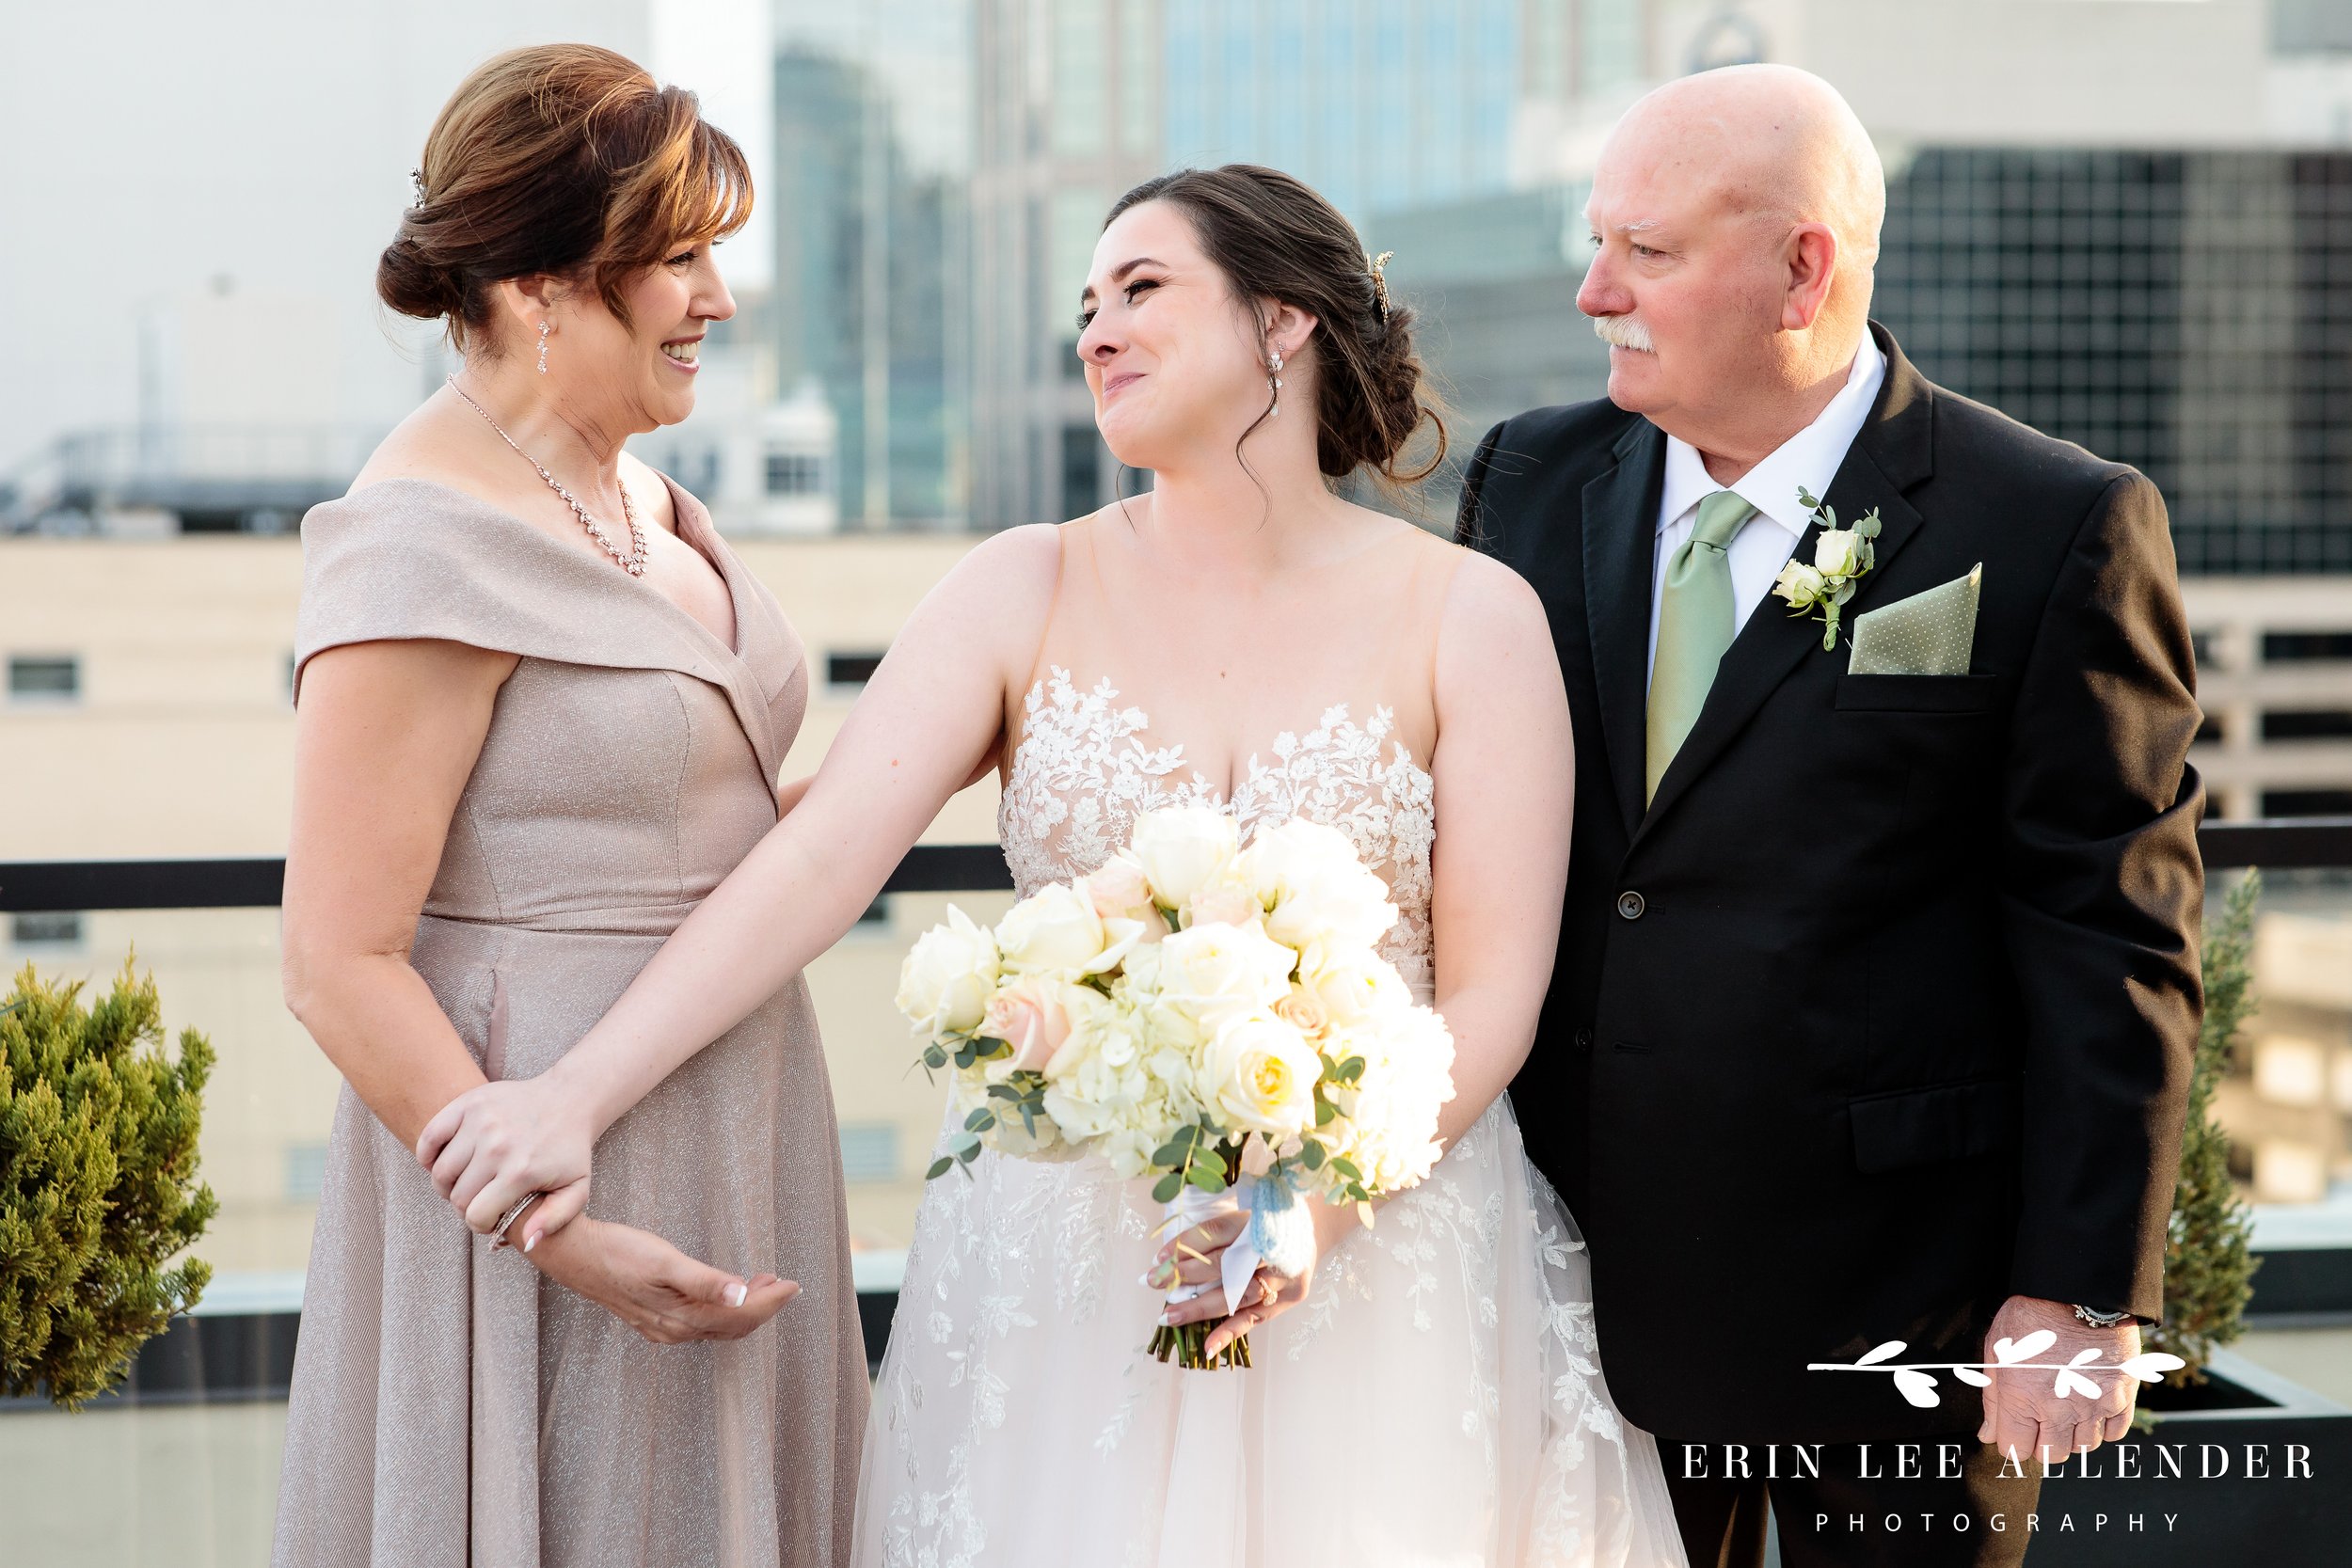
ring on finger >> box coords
[490,1190,547,1250]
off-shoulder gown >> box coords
[273,477,866,1568]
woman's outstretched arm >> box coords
[418,525,1064,1243]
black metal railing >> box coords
[5,820,2347,914]
[3,820,2346,1403]
[0,843,1017,913]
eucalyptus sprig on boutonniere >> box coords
[1772,486,1884,651]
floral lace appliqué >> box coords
[997,668,1436,966]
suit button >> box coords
[1573,1027,1594,1053]
[1616,890,1646,920]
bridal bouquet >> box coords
[896,805,1456,1369]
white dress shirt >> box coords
[1645,335,1888,684]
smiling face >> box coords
[538,238,737,433]
[1074,200,1295,476]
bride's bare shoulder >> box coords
[918,522,1066,635]
[1432,538,1553,663]
[940,520,1062,588]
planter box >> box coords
[2026,1350,2351,1565]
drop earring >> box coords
[1267,342,1284,416]
[537,320,551,375]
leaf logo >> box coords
[1808,1331,2185,1409]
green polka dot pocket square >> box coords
[1848,562,1982,676]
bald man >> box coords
[1457,66,2201,1568]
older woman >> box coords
[273,44,863,1568]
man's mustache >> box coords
[1590,314,1656,353]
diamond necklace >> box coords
[447,375,649,576]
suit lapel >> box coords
[1629,326,1938,850]
[1581,419,1667,842]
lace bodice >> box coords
[997,667,1437,975]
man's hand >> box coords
[1977,1294,2141,1463]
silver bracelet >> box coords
[2073,1303,2132,1328]
[491,1190,547,1250]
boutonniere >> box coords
[1772,486,1884,651]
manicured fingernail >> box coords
[726,1281,748,1307]
[1146,1262,1177,1289]
[523,1231,537,1253]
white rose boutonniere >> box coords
[1772,485,1884,651]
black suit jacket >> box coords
[1456,325,2203,1443]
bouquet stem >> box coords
[1148,1321,1253,1370]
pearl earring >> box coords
[1267,342,1284,416]
[537,320,551,375]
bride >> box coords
[417,163,1686,1566]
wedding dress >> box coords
[851,524,1687,1568]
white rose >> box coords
[1130,806,1239,910]
[895,905,999,1037]
[1237,818,1397,956]
[1154,921,1296,1023]
[1772,560,1826,609]
[1051,993,1135,1078]
[1813,529,1862,579]
[1299,946,1413,1024]
[1200,1013,1323,1138]
[995,881,1138,975]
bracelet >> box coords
[2073,1303,2132,1328]
[491,1190,547,1250]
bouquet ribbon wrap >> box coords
[1161,1169,1315,1317]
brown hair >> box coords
[378,44,752,354]
[1106,166,1447,492]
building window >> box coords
[853,895,891,929]
[7,654,79,702]
[2193,712,2224,746]
[2275,0,2352,54]
[284,1143,329,1203]
[2261,789,2352,817]
[10,911,84,948]
[2263,631,2352,664]
[2261,709,2352,742]
[837,1123,900,1184]
[826,652,886,690]
[766,451,825,496]
[2188,630,2218,672]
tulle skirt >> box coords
[851,1091,1688,1567]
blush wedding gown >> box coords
[850,523,1687,1568]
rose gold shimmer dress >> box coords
[273,476,866,1568]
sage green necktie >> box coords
[1645,490,1757,804]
